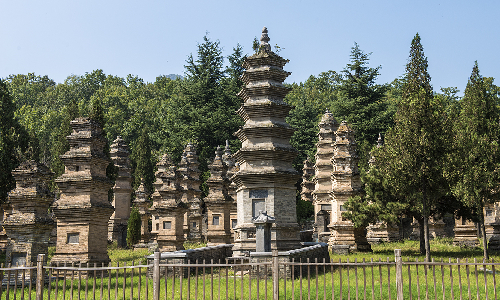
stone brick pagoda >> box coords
[232,27,301,255]
[312,110,338,242]
[300,158,314,203]
[221,140,238,240]
[150,154,188,251]
[205,146,233,245]
[51,117,114,265]
[133,180,151,243]
[178,143,204,241]
[4,161,55,266]
[108,136,133,247]
[329,121,371,252]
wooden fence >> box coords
[0,250,498,300]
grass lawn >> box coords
[1,238,499,299]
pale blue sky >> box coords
[1,0,498,94]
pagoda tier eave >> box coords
[240,67,291,84]
[232,171,300,188]
[234,147,298,163]
[242,52,289,69]
[234,126,295,142]
[237,84,291,101]
[236,102,292,121]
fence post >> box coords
[395,249,403,300]
[36,254,45,300]
[272,249,279,300]
[153,251,160,300]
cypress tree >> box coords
[126,206,142,247]
[452,62,500,260]
[0,79,19,202]
[375,34,449,261]
[133,127,155,194]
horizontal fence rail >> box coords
[0,250,499,299]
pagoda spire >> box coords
[260,27,271,52]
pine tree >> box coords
[133,127,155,193]
[51,98,79,177]
[126,206,142,247]
[374,34,449,261]
[452,62,500,260]
[331,43,394,167]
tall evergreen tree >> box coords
[331,43,395,167]
[164,36,243,169]
[51,98,79,177]
[451,62,500,260]
[133,127,155,194]
[359,34,450,261]
[126,206,142,247]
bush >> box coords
[126,206,141,247]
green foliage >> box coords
[296,198,314,224]
[183,241,208,249]
[126,206,142,247]
[0,79,29,202]
[450,62,500,259]
[132,127,155,193]
[163,35,244,171]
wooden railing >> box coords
[0,250,499,299]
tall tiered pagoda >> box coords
[4,161,54,266]
[178,143,203,241]
[329,121,371,252]
[205,146,233,245]
[51,117,114,265]
[150,154,188,251]
[232,27,301,254]
[108,136,132,247]
[312,110,338,242]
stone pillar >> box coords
[4,161,54,266]
[253,211,275,252]
[453,216,479,247]
[329,121,371,253]
[232,27,301,255]
[178,143,203,241]
[108,136,133,247]
[51,117,114,266]
[133,180,151,243]
[205,146,233,245]
[312,111,338,243]
[150,154,188,252]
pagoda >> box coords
[133,179,151,243]
[232,27,301,254]
[4,161,54,266]
[108,136,133,247]
[51,117,114,265]
[205,146,233,245]
[312,110,338,242]
[178,143,203,241]
[150,154,188,251]
[329,121,371,252]
[221,140,238,240]
[300,158,315,203]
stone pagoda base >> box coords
[453,224,479,248]
[329,222,371,253]
[488,222,500,251]
[367,222,400,244]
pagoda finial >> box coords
[377,133,383,147]
[260,27,272,52]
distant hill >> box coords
[165,74,183,80]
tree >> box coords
[380,34,449,261]
[51,98,79,177]
[133,127,155,193]
[451,62,500,260]
[126,206,142,247]
[330,43,394,168]
[163,35,243,169]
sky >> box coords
[1,0,499,95]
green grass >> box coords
[2,239,500,299]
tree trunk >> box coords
[479,203,489,260]
[418,217,425,255]
[423,195,431,262]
